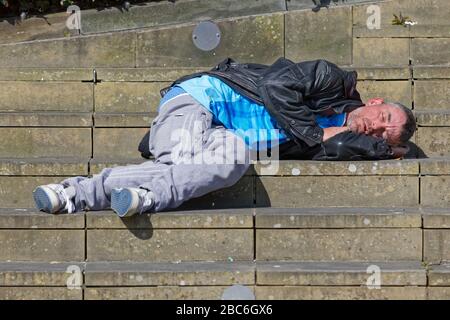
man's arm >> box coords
[323,126,409,158]
[257,61,323,147]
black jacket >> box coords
[138,57,395,161]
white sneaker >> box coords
[32,184,76,214]
[110,187,155,218]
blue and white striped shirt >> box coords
[159,75,346,150]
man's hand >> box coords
[322,126,350,142]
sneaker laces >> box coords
[63,196,75,214]
[137,189,155,215]
[53,185,75,214]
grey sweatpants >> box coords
[62,93,251,212]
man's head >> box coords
[346,98,416,146]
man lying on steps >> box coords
[32,57,416,217]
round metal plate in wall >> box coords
[192,21,221,51]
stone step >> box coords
[0,66,448,113]
[0,112,447,157]
[415,112,450,158]
[2,260,449,299]
[0,125,442,159]
[0,66,447,104]
[1,1,448,69]
[0,13,285,68]
[0,158,424,209]
[2,157,450,208]
[0,0,388,46]
[0,207,449,263]
[0,0,289,44]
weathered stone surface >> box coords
[288,0,380,10]
[353,0,450,27]
[0,82,93,112]
[0,262,84,286]
[416,111,450,126]
[417,208,450,228]
[96,67,206,82]
[0,176,70,208]
[427,287,450,300]
[420,158,450,175]
[0,112,92,127]
[0,287,82,300]
[285,7,352,65]
[0,32,136,68]
[424,230,450,263]
[0,158,88,176]
[255,207,421,228]
[86,209,253,229]
[412,39,450,65]
[0,230,84,261]
[136,14,284,67]
[255,286,427,300]
[85,261,254,286]
[0,209,84,229]
[95,82,169,113]
[256,261,426,286]
[0,12,68,45]
[0,68,92,81]
[256,176,418,207]
[414,66,450,79]
[343,67,410,80]
[357,80,411,107]
[254,159,418,176]
[353,38,409,67]
[94,113,155,127]
[81,0,286,34]
[256,229,422,261]
[410,25,450,38]
[0,128,91,158]
[428,264,450,286]
[87,229,253,262]
[414,81,450,111]
[93,128,148,159]
[421,176,450,208]
[353,0,398,28]
[178,176,254,210]
[353,26,410,38]
[417,127,450,157]
[85,286,238,300]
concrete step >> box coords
[1,207,450,263]
[0,0,289,44]
[0,122,434,159]
[2,260,450,299]
[0,157,426,209]
[1,1,448,69]
[1,206,449,299]
[2,157,450,208]
[1,0,394,46]
[1,64,450,156]
[2,66,447,110]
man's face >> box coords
[347,102,407,145]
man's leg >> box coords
[60,94,250,213]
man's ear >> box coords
[366,98,385,106]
